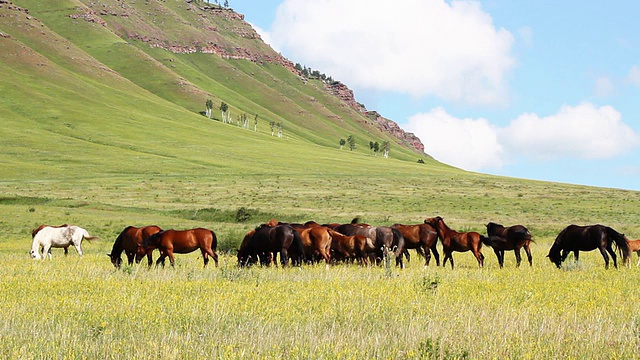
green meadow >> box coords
[2,0,640,358]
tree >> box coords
[219,102,229,123]
[254,114,259,132]
[373,141,380,156]
[339,139,346,150]
[224,0,229,8]
[205,99,213,118]
[277,122,283,138]
[347,135,356,151]
[382,141,390,158]
[269,121,275,136]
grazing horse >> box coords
[299,226,333,264]
[547,224,629,269]
[32,224,70,255]
[391,223,440,267]
[423,216,489,268]
[623,238,640,267]
[30,225,99,260]
[485,222,533,268]
[237,223,304,267]
[108,225,162,268]
[143,228,218,268]
[327,229,376,265]
[334,222,406,267]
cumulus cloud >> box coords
[405,104,640,171]
[270,0,515,105]
[405,107,504,171]
[500,103,640,160]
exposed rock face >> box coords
[328,82,425,154]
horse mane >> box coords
[31,223,69,238]
[350,217,361,224]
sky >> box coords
[228,0,640,191]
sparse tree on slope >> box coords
[205,99,213,118]
[339,138,346,150]
[220,102,229,123]
[347,135,356,151]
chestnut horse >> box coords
[334,222,406,267]
[485,222,533,268]
[624,238,640,267]
[237,223,304,267]
[327,229,376,265]
[299,226,332,264]
[547,224,629,269]
[143,228,218,268]
[391,223,440,267]
[424,216,490,268]
[108,225,162,268]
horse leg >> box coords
[74,244,83,257]
[524,244,533,266]
[64,246,69,256]
[605,245,617,268]
[493,248,503,268]
[636,251,640,266]
[167,250,176,267]
[573,250,579,262]
[43,245,52,260]
[473,250,484,268]
[514,248,522,268]
[443,250,453,269]
[126,252,135,266]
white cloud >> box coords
[627,65,640,87]
[270,0,515,105]
[405,107,504,171]
[499,103,640,160]
[406,104,639,171]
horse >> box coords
[108,225,162,268]
[299,226,332,264]
[237,223,304,267]
[32,224,70,255]
[423,216,490,268]
[334,222,406,268]
[327,229,376,265]
[391,223,440,267]
[485,222,533,268]
[623,238,640,267]
[143,228,218,268]
[547,224,629,269]
[30,225,99,260]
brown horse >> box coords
[391,223,440,267]
[237,223,304,267]
[424,216,490,268]
[334,222,406,267]
[548,224,629,269]
[108,225,162,268]
[624,238,640,267]
[143,228,218,268]
[485,222,533,268]
[299,226,332,264]
[327,229,376,265]
[32,224,70,255]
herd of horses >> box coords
[29,217,639,270]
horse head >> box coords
[107,253,122,268]
[546,247,562,268]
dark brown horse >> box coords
[391,223,440,267]
[143,228,218,268]
[485,222,533,268]
[424,216,490,268]
[547,224,629,269]
[108,225,162,268]
[237,223,304,267]
[327,229,376,265]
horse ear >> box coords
[106,253,111,257]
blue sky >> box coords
[228,0,640,191]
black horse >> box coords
[485,222,533,268]
[547,224,629,269]
[237,223,304,267]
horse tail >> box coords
[605,226,629,261]
[291,227,305,265]
[210,230,218,251]
[350,217,361,224]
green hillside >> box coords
[1,0,639,247]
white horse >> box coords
[30,225,99,260]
